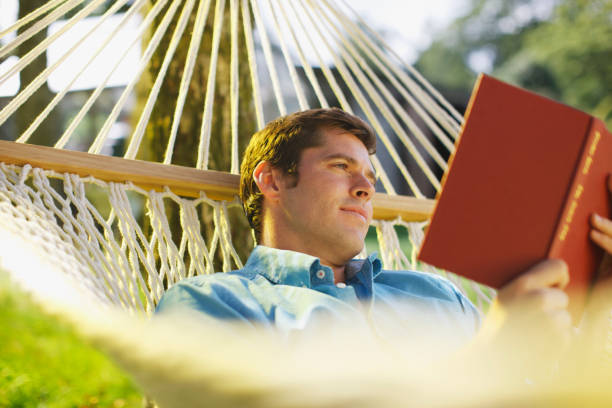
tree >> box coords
[136,1,256,267]
[14,0,61,146]
[415,0,612,128]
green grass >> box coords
[364,225,415,259]
[0,272,143,408]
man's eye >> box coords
[333,163,348,170]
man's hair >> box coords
[240,108,376,241]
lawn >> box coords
[0,271,143,407]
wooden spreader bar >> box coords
[0,140,435,221]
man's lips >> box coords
[340,206,369,222]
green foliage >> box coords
[521,0,612,122]
[0,272,142,407]
[414,42,478,91]
[415,0,612,127]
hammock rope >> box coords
[330,8,450,170]
[0,163,494,314]
[198,0,226,170]
[241,0,265,130]
[0,0,79,61]
[53,0,159,150]
[277,0,330,109]
[0,0,66,41]
[311,1,443,189]
[124,0,197,160]
[2,0,459,192]
[250,0,287,117]
[17,0,140,145]
[297,1,402,194]
[267,0,309,111]
[0,163,248,314]
[230,0,240,174]
[164,0,213,164]
[92,0,178,155]
[338,0,463,137]
[0,0,107,103]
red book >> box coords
[418,74,612,313]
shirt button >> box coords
[336,282,346,289]
[316,269,326,279]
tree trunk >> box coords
[15,0,61,146]
[136,1,256,269]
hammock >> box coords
[4,1,612,405]
[0,0,496,316]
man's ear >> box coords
[253,161,283,200]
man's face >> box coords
[274,128,376,267]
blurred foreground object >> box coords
[2,223,612,407]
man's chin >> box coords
[342,239,367,260]
[314,228,368,262]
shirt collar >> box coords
[345,254,382,299]
[245,245,381,289]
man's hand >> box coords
[559,178,612,375]
[495,258,571,335]
[471,259,572,381]
[471,177,612,380]
[484,177,612,347]
[485,259,572,344]
[591,213,612,255]
[588,212,612,305]
[590,210,612,287]
[588,175,612,298]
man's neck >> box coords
[260,222,350,283]
[328,263,346,284]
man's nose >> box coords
[351,174,375,200]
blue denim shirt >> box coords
[156,246,480,345]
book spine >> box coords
[548,118,601,260]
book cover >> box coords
[417,74,612,304]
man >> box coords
[157,108,612,354]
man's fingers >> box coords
[592,213,612,237]
[513,291,572,334]
[549,309,572,330]
[497,260,569,307]
[515,259,569,291]
[591,214,612,254]
[591,229,612,254]
[524,288,569,311]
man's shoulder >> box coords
[155,269,270,319]
[374,268,481,323]
[170,269,259,288]
[158,269,263,308]
[376,268,454,286]
[374,268,465,302]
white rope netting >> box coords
[0,162,494,315]
[0,163,244,314]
